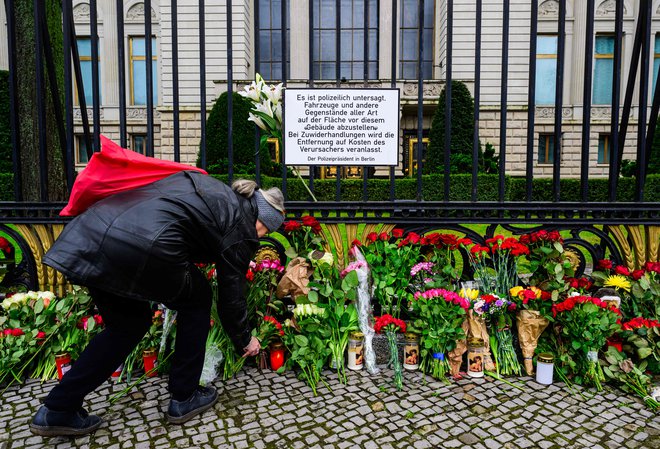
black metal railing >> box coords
[1,0,659,225]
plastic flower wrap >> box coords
[510,286,552,375]
[411,289,468,381]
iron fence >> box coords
[0,0,659,225]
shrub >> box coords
[199,91,273,175]
[426,80,491,174]
[0,71,12,174]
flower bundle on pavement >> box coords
[519,230,574,296]
[552,295,622,391]
[602,346,659,411]
[374,314,406,390]
[358,229,421,318]
[510,286,552,375]
[591,260,660,320]
[480,294,521,376]
[411,289,469,381]
[620,317,660,374]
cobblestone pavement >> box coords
[1,367,659,449]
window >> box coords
[399,0,434,79]
[75,136,90,165]
[538,134,554,164]
[653,34,660,96]
[598,134,610,164]
[131,134,148,155]
[75,38,101,106]
[312,0,379,80]
[258,0,290,81]
[267,137,280,163]
[535,35,557,105]
[593,35,615,105]
[130,37,158,105]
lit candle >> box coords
[270,342,285,371]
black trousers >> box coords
[44,265,212,411]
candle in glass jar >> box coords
[347,332,364,371]
[143,348,158,377]
[536,353,554,385]
[467,338,485,378]
[55,352,72,380]
[270,342,285,371]
[403,332,420,371]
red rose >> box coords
[392,229,404,239]
[93,314,103,326]
[614,265,630,276]
[351,239,362,247]
[36,331,46,339]
[597,259,613,270]
[246,269,255,282]
[366,232,378,243]
[458,238,472,246]
[408,232,420,244]
[301,216,322,234]
[283,221,301,233]
[11,328,24,337]
[3,329,11,336]
[631,269,645,280]
[378,232,389,241]
[540,291,551,300]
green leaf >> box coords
[294,334,309,348]
[638,347,653,359]
[34,299,44,315]
[307,290,318,303]
[571,340,582,350]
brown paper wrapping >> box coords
[467,310,496,371]
[276,257,313,300]
[449,319,469,376]
[516,309,550,375]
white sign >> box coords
[284,88,400,166]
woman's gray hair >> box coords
[232,179,285,213]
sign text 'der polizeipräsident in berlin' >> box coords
[284,88,400,166]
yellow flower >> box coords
[460,288,480,300]
[530,286,543,299]
[509,286,524,299]
[603,275,631,292]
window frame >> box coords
[593,34,615,105]
[534,34,558,105]
[129,36,159,106]
[598,134,610,165]
[399,0,434,80]
[73,37,100,107]
[538,133,555,165]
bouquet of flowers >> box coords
[283,216,324,260]
[418,233,471,289]
[620,317,660,374]
[510,286,552,375]
[552,295,621,390]
[310,264,359,383]
[464,235,528,298]
[281,302,331,395]
[480,294,521,376]
[591,260,660,320]
[374,314,406,390]
[411,289,469,381]
[519,230,574,297]
[359,229,421,318]
[464,292,496,371]
[564,276,594,296]
[602,346,659,411]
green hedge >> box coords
[0,173,13,201]
[211,173,659,203]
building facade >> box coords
[1,0,657,178]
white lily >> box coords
[238,82,262,103]
[265,83,283,105]
[254,99,274,119]
[273,103,282,127]
[248,112,268,131]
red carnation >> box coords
[378,232,389,241]
[597,259,613,270]
[408,232,421,244]
[392,228,404,239]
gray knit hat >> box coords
[254,190,285,232]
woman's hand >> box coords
[242,336,261,357]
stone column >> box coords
[379,0,393,80]
[289,0,308,80]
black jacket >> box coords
[44,171,258,350]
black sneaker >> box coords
[166,386,218,424]
[30,405,102,437]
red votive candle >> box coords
[55,352,72,380]
[270,342,285,371]
[143,348,158,377]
